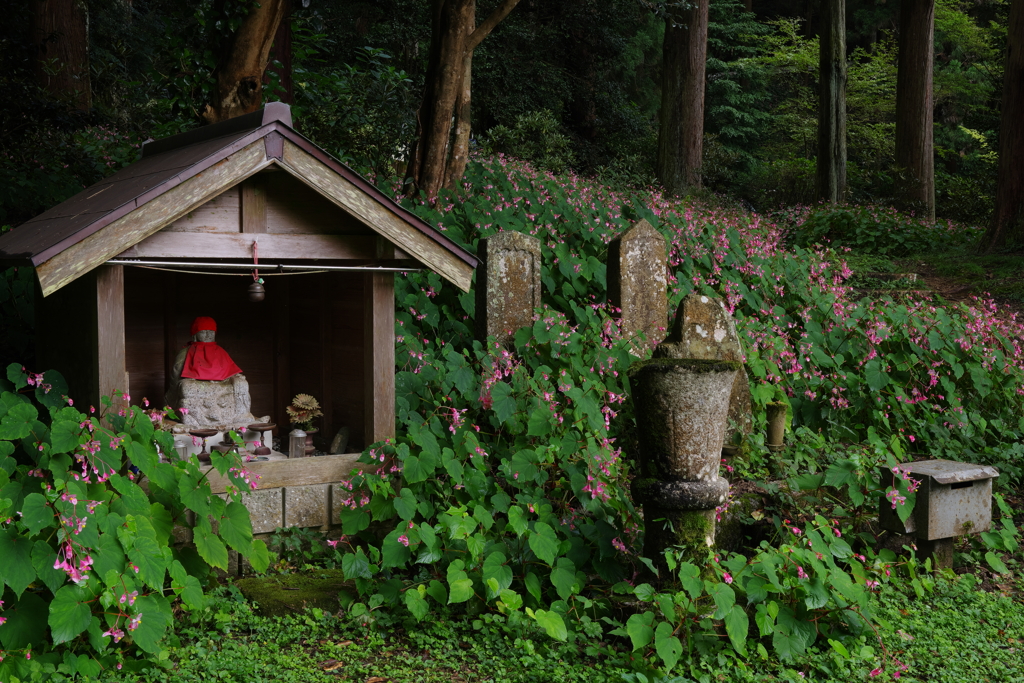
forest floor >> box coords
[909,249,1024,320]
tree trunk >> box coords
[982,0,1024,251]
[444,4,475,191]
[816,0,847,203]
[202,0,290,124]
[656,0,710,196]
[894,0,935,221]
[407,0,521,200]
[266,6,294,104]
[30,0,91,110]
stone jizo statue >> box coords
[166,316,256,431]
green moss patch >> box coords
[234,569,350,617]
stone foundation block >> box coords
[284,484,328,528]
[239,487,284,534]
[330,482,359,526]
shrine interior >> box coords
[124,267,366,451]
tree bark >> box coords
[408,0,520,200]
[656,0,710,196]
[982,0,1024,251]
[894,0,935,221]
[444,47,474,190]
[266,5,294,104]
[30,0,91,110]
[816,0,847,203]
[202,0,291,124]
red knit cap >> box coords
[190,316,217,336]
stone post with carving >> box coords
[608,219,668,348]
[475,231,542,347]
[658,292,754,445]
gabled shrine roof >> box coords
[0,103,478,295]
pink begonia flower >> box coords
[398,535,410,547]
[870,668,882,677]
[723,573,733,584]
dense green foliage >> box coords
[298,156,1024,676]
[0,365,267,680]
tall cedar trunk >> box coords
[816,0,847,202]
[982,0,1024,251]
[31,0,91,110]
[444,3,475,191]
[656,0,710,196]
[408,0,520,199]
[894,0,935,221]
[202,0,290,124]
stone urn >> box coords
[629,358,740,555]
[766,401,787,452]
[630,358,741,481]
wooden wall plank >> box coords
[266,173,367,235]
[163,186,241,234]
[37,141,270,296]
[118,232,376,261]
[202,453,361,493]
[279,140,474,292]
[273,277,290,446]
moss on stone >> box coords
[628,358,742,379]
[234,569,350,616]
[673,510,714,547]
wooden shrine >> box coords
[0,103,477,496]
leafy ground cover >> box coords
[69,574,1023,683]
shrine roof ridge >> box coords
[0,103,478,293]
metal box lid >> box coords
[897,459,998,485]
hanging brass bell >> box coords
[247,281,266,302]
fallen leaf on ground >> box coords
[319,660,344,671]
[366,677,389,683]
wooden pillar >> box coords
[95,265,127,411]
[241,175,268,234]
[363,239,395,446]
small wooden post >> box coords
[363,238,395,446]
[95,265,127,411]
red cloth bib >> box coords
[180,342,242,381]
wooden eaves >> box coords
[0,102,478,296]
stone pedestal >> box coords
[175,375,256,429]
[629,357,739,563]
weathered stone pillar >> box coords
[608,219,668,347]
[630,357,739,562]
[475,231,542,347]
[657,292,753,445]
